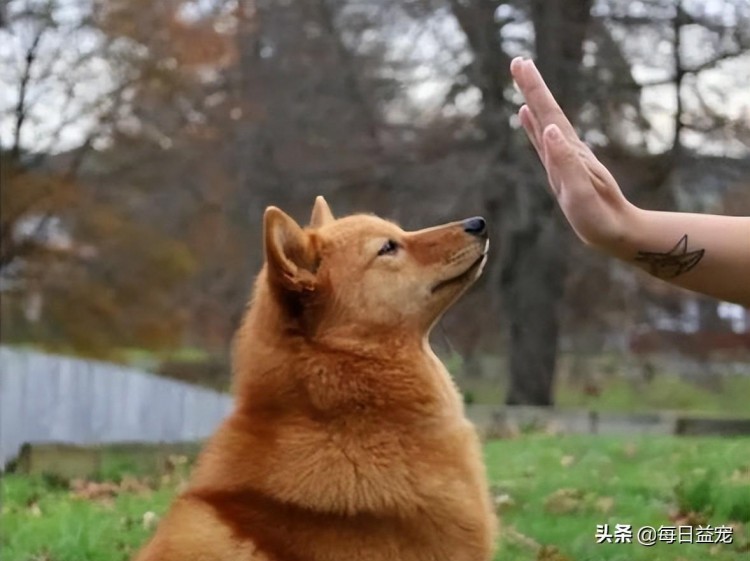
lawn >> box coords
[2,435,748,561]
[454,358,750,417]
[486,435,749,560]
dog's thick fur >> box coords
[134,197,496,561]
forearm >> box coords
[511,57,750,307]
[608,209,750,306]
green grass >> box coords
[486,435,750,560]
[1,474,176,560]
[554,375,750,416]
[446,350,750,416]
[2,436,748,560]
[456,367,750,416]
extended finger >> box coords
[519,105,545,160]
[542,124,591,199]
[514,59,579,143]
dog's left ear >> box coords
[264,206,318,292]
[309,196,335,228]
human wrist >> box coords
[597,203,647,262]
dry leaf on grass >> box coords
[536,545,574,561]
[560,455,575,467]
[622,442,638,458]
[668,509,708,527]
[505,525,541,551]
[142,510,160,531]
[544,488,584,515]
[69,475,154,505]
[493,493,516,512]
[729,466,750,484]
[595,496,615,514]
[70,479,119,501]
[28,502,42,517]
[118,475,153,495]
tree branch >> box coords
[11,23,46,163]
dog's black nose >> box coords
[462,216,487,237]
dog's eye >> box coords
[377,239,399,256]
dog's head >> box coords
[262,196,488,338]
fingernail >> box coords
[547,126,560,141]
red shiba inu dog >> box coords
[134,197,496,561]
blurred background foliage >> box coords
[1,0,749,406]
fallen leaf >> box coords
[595,496,615,514]
[142,510,159,531]
[28,502,42,517]
[119,475,152,495]
[505,525,540,551]
[544,488,584,515]
[69,475,154,504]
[536,545,573,561]
[669,509,708,527]
[560,455,575,468]
[729,466,750,484]
[623,442,638,458]
[494,493,516,512]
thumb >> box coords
[542,124,588,198]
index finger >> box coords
[511,57,579,143]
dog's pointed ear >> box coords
[264,206,318,292]
[309,196,334,228]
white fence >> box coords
[0,347,233,467]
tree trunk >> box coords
[501,199,569,405]
[503,0,593,405]
[447,0,593,405]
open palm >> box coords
[510,57,640,255]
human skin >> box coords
[510,57,750,307]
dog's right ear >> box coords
[309,195,335,228]
[264,207,318,292]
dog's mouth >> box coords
[431,252,487,293]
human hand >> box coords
[510,57,641,257]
